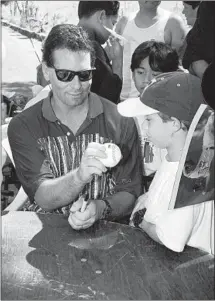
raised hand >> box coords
[77,142,108,184]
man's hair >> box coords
[78,1,120,19]
[130,41,179,72]
[183,1,201,9]
[42,24,95,67]
[158,112,191,131]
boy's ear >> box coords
[171,117,182,132]
[97,10,106,25]
[42,62,50,81]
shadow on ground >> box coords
[2,81,36,100]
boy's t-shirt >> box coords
[130,156,214,254]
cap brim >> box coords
[117,97,158,117]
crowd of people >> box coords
[3,1,214,254]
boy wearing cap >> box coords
[118,71,214,254]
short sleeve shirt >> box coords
[131,157,214,253]
[8,92,143,214]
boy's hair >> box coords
[130,41,179,73]
[42,24,95,67]
[78,1,120,19]
[158,112,191,131]
[183,1,201,10]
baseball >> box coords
[99,143,122,168]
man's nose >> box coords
[70,75,81,89]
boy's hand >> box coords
[130,193,149,227]
[106,37,123,61]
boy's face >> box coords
[138,1,161,10]
[132,57,160,95]
[98,13,118,44]
[182,3,198,26]
[141,113,174,148]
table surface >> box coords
[2,211,215,300]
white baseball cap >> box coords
[118,72,204,122]
[117,97,158,118]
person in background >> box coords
[36,1,123,104]
[131,41,179,95]
[182,1,215,79]
[118,72,214,254]
[37,64,49,88]
[182,1,200,27]
[36,40,50,87]
[78,1,123,104]
[178,1,200,62]
[8,24,142,228]
[121,41,179,177]
[201,62,215,111]
[115,0,187,99]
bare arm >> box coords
[140,219,163,244]
[35,143,108,211]
[34,169,85,211]
[164,14,188,54]
[115,15,129,35]
[108,15,128,80]
[189,60,209,79]
[112,56,123,80]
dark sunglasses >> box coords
[51,65,96,82]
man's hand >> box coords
[68,198,105,230]
[106,37,123,62]
[77,142,108,184]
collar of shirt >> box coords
[42,91,104,122]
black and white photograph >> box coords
[1,1,214,300]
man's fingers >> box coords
[68,213,94,229]
[85,147,107,159]
[68,214,84,227]
[70,199,82,213]
[80,220,94,229]
[87,142,106,152]
[72,209,92,222]
[68,217,83,230]
[87,159,107,173]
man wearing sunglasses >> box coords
[78,1,123,104]
[8,24,142,229]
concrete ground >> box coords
[2,26,42,99]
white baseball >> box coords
[99,143,122,168]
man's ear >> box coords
[42,62,50,81]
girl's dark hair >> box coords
[42,24,95,67]
[183,1,200,9]
[131,41,179,73]
[78,1,120,19]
